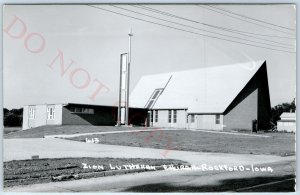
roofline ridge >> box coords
[141,60,266,78]
[222,61,267,113]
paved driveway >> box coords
[3,138,294,166]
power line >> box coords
[87,5,295,53]
[208,5,295,31]
[203,24,295,40]
[114,5,293,49]
[132,4,295,46]
[90,5,295,53]
[198,5,295,36]
[135,5,295,40]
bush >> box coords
[3,108,23,127]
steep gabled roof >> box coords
[130,60,266,113]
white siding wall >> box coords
[152,109,187,129]
[34,105,47,128]
[188,114,223,131]
[22,104,63,130]
[46,104,63,125]
[22,106,29,130]
[151,111,223,130]
[153,110,167,127]
[277,121,296,132]
[187,114,196,129]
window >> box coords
[284,122,289,126]
[89,109,94,114]
[191,114,195,123]
[152,90,160,99]
[47,106,55,120]
[29,106,35,119]
[147,100,154,109]
[216,114,221,124]
[82,108,94,114]
[145,89,163,109]
[155,110,158,122]
[168,110,172,123]
[70,107,75,112]
[70,107,94,114]
[173,110,177,123]
[150,111,153,123]
[75,107,82,113]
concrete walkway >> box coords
[44,128,270,138]
[3,138,293,166]
[188,129,270,137]
[44,128,171,138]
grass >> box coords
[4,157,188,187]
[4,125,295,156]
[66,130,295,156]
[3,127,22,135]
[4,125,150,139]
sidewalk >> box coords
[44,128,173,138]
[44,128,270,139]
[4,137,294,165]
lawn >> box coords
[4,125,295,156]
[4,157,188,187]
[3,127,22,135]
[66,130,295,156]
[4,125,151,139]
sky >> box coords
[3,4,296,109]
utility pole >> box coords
[125,29,133,126]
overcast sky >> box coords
[3,4,296,109]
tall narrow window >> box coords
[216,114,221,124]
[147,100,155,109]
[47,106,55,120]
[191,114,195,123]
[29,106,35,119]
[173,110,177,123]
[155,110,158,122]
[145,89,163,109]
[168,110,172,123]
[150,111,153,123]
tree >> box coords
[3,108,9,116]
[3,108,23,127]
[271,99,296,125]
[10,108,23,116]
